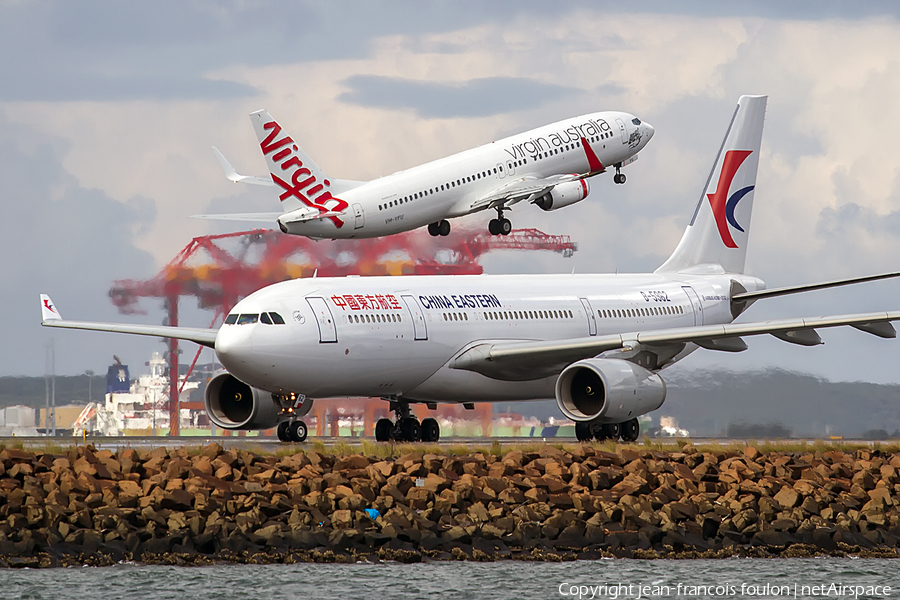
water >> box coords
[1,558,897,599]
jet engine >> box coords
[205,371,282,430]
[555,358,666,422]
[534,180,589,211]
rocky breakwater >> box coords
[1,442,900,566]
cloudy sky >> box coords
[4,1,900,387]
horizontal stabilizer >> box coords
[733,271,900,303]
[190,212,282,223]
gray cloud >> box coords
[4,1,894,103]
[338,76,589,118]
[0,1,569,103]
[817,202,900,238]
[0,111,163,376]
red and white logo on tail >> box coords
[250,110,349,228]
[656,95,767,275]
[40,294,61,321]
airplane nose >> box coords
[214,324,253,372]
[643,122,655,140]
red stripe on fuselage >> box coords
[580,137,604,174]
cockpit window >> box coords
[270,312,285,324]
[632,118,641,125]
[260,312,272,325]
[224,314,238,325]
[237,314,259,325]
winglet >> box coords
[40,294,61,322]
[211,146,275,187]
[212,146,243,183]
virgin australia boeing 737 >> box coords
[44,95,900,444]
[204,107,654,238]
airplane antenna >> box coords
[313,269,318,278]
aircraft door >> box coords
[496,163,506,179]
[579,298,597,336]
[681,286,704,326]
[506,160,516,176]
[401,295,428,341]
[615,118,628,144]
[353,203,365,230]
[306,297,338,343]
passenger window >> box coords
[260,312,272,324]
[237,314,259,325]
[224,314,238,325]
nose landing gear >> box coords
[277,419,308,443]
[276,393,311,443]
[613,165,626,184]
[374,399,441,442]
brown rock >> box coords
[525,488,548,503]
[673,463,698,482]
[774,486,800,509]
[332,509,354,529]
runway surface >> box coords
[0,435,885,453]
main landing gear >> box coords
[574,417,640,443]
[277,419,308,443]
[613,165,626,185]
[488,207,512,236]
[428,220,451,237]
[375,399,440,443]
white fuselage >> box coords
[281,111,653,238]
[214,271,764,404]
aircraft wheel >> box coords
[399,417,421,442]
[589,422,606,440]
[488,219,500,235]
[620,418,640,442]
[438,219,451,236]
[602,422,620,440]
[421,417,440,442]
[499,218,512,235]
[289,420,308,443]
[375,418,393,442]
[277,421,291,442]
[428,222,440,236]
[614,173,626,184]
[575,421,593,442]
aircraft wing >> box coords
[450,310,900,381]
[466,174,583,212]
[40,295,218,349]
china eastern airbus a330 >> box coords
[44,95,900,444]
[203,106,654,238]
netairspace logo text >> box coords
[558,582,892,599]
